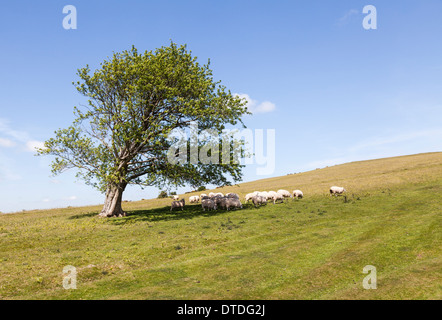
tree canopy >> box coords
[38,42,249,217]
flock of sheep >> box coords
[170,186,346,212]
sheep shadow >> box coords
[67,202,267,225]
[110,204,235,225]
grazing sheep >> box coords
[245,193,255,202]
[227,193,239,199]
[189,195,200,203]
[200,193,208,199]
[201,199,217,211]
[293,190,303,199]
[208,192,216,198]
[170,199,185,212]
[330,186,346,196]
[267,191,278,202]
[226,198,243,210]
[172,195,179,200]
[258,191,270,201]
[272,192,285,204]
[215,192,224,197]
[252,195,267,207]
[215,197,228,210]
[277,189,292,198]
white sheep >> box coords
[189,195,200,203]
[245,193,255,202]
[293,190,303,199]
[277,189,292,198]
[225,198,243,210]
[172,195,179,200]
[258,191,270,201]
[252,195,267,207]
[267,191,278,202]
[272,192,284,204]
[201,199,217,211]
[170,199,185,212]
[330,186,346,196]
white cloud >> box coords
[66,196,77,200]
[42,198,50,203]
[0,138,15,148]
[26,140,45,152]
[0,118,45,152]
[235,93,276,114]
[0,118,30,142]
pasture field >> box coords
[0,152,441,299]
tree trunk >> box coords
[99,183,127,217]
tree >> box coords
[38,42,249,217]
[157,191,168,199]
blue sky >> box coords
[1,0,441,213]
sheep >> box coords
[227,193,239,199]
[189,195,200,203]
[267,191,278,202]
[277,189,292,199]
[330,186,346,196]
[271,192,285,204]
[208,192,216,198]
[225,198,243,210]
[252,195,267,207]
[172,195,179,201]
[257,191,269,201]
[293,190,303,199]
[215,197,228,210]
[200,193,208,199]
[215,192,224,197]
[201,199,217,211]
[170,199,185,212]
[245,193,256,202]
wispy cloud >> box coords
[349,129,442,152]
[0,118,44,152]
[337,9,359,25]
[235,93,276,114]
[301,128,442,171]
[0,138,15,148]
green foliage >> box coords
[197,186,206,192]
[37,42,250,194]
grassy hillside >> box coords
[0,152,441,300]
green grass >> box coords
[0,152,441,299]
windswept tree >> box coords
[38,43,249,217]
